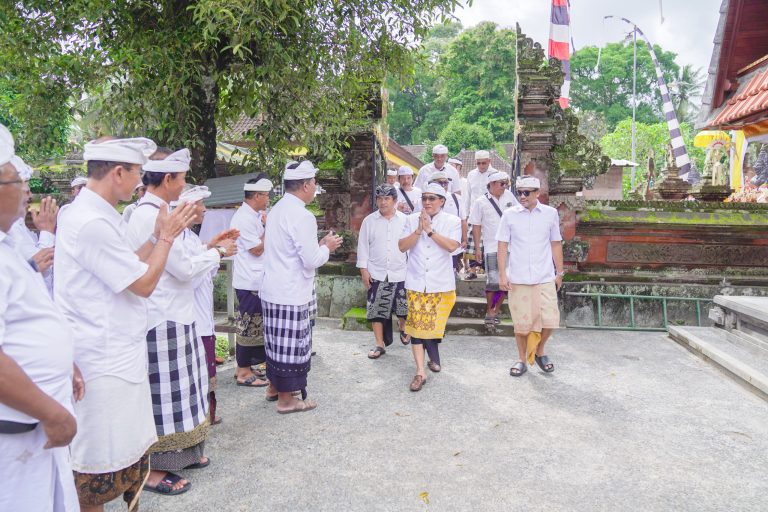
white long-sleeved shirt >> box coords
[9,218,55,295]
[396,186,422,213]
[400,211,462,293]
[230,202,265,291]
[414,162,462,194]
[356,209,408,282]
[126,191,220,329]
[260,193,329,306]
[468,189,520,252]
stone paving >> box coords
[112,326,768,512]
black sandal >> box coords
[535,355,555,373]
[400,332,411,345]
[184,457,210,470]
[236,375,268,387]
[143,472,191,495]
[509,361,527,377]
[368,346,386,359]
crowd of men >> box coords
[357,145,564,389]
[0,127,564,510]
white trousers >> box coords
[0,426,79,512]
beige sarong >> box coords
[507,281,560,335]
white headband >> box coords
[143,148,191,173]
[244,178,273,192]
[398,165,414,176]
[475,150,490,160]
[83,137,156,165]
[516,176,541,189]
[284,160,318,180]
[10,156,33,181]
[432,144,448,155]
[70,176,88,188]
[170,185,210,206]
[0,124,13,166]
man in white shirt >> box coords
[497,176,564,378]
[448,157,463,176]
[414,144,462,194]
[357,184,409,358]
[7,155,58,293]
[0,125,81,512]
[468,171,519,325]
[396,165,421,214]
[260,161,342,413]
[398,183,461,392]
[230,174,273,388]
[55,136,196,508]
[465,150,497,275]
[126,147,237,494]
[429,170,467,272]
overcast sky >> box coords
[453,0,722,72]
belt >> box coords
[0,420,38,434]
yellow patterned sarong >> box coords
[404,290,457,339]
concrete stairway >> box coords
[668,295,768,400]
[342,275,515,336]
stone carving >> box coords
[606,242,768,266]
[692,145,732,201]
[751,148,768,187]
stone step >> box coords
[453,296,511,319]
[668,325,768,400]
[725,330,768,359]
[456,277,489,297]
[714,295,768,324]
[341,308,514,337]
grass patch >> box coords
[215,335,230,359]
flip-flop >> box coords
[400,332,411,345]
[277,399,317,415]
[368,346,386,359]
[535,354,555,373]
[236,375,268,387]
[184,457,210,470]
[509,361,528,377]
[143,472,191,495]
[266,390,301,402]
[211,417,223,425]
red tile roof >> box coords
[711,67,768,128]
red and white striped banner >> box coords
[548,0,571,109]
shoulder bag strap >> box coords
[399,187,415,211]
[486,193,504,217]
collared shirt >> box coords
[401,211,462,293]
[126,191,220,329]
[466,165,498,207]
[54,188,149,384]
[186,229,217,337]
[121,202,139,224]
[9,217,55,295]
[230,202,265,291]
[0,231,74,423]
[495,202,562,285]
[414,162,462,194]
[396,186,422,213]
[441,192,467,220]
[468,189,520,253]
[260,193,329,306]
[356,209,408,282]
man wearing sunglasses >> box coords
[468,171,519,326]
[357,184,409,358]
[496,176,564,378]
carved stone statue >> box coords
[751,148,768,187]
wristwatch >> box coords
[216,246,227,257]
[427,231,434,237]
[556,270,566,277]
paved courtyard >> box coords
[119,326,768,512]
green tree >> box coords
[432,119,494,155]
[670,64,705,124]
[0,1,464,182]
[570,42,680,130]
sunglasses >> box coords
[518,190,537,197]
[421,195,441,202]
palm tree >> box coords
[669,64,705,124]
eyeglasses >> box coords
[421,195,441,201]
[518,190,538,197]
[0,179,23,186]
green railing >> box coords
[565,291,711,331]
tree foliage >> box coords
[570,42,680,130]
[432,119,494,155]
[0,1,464,181]
[388,21,515,145]
[670,64,705,124]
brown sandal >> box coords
[409,375,426,392]
[277,399,317,415]
[427,361,441,373]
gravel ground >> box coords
[109,326,768,512]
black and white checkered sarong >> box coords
[147,321,209,437]
[262,299,313,395]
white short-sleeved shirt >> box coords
[186,230,217,337]
[441,192,467,220]
[495,202,563,285]
[414,163,462,194]
[468,190,520,253]
[356,210,408,282]
[401,211,462,293]
[9,218,55,295]
[0,231,74,423]
[260,193,329,306]
[126,191,220,329]
[54,188,149,384]
[230,202,265,291]
[466,166,499,207]
[396,186,422,213]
